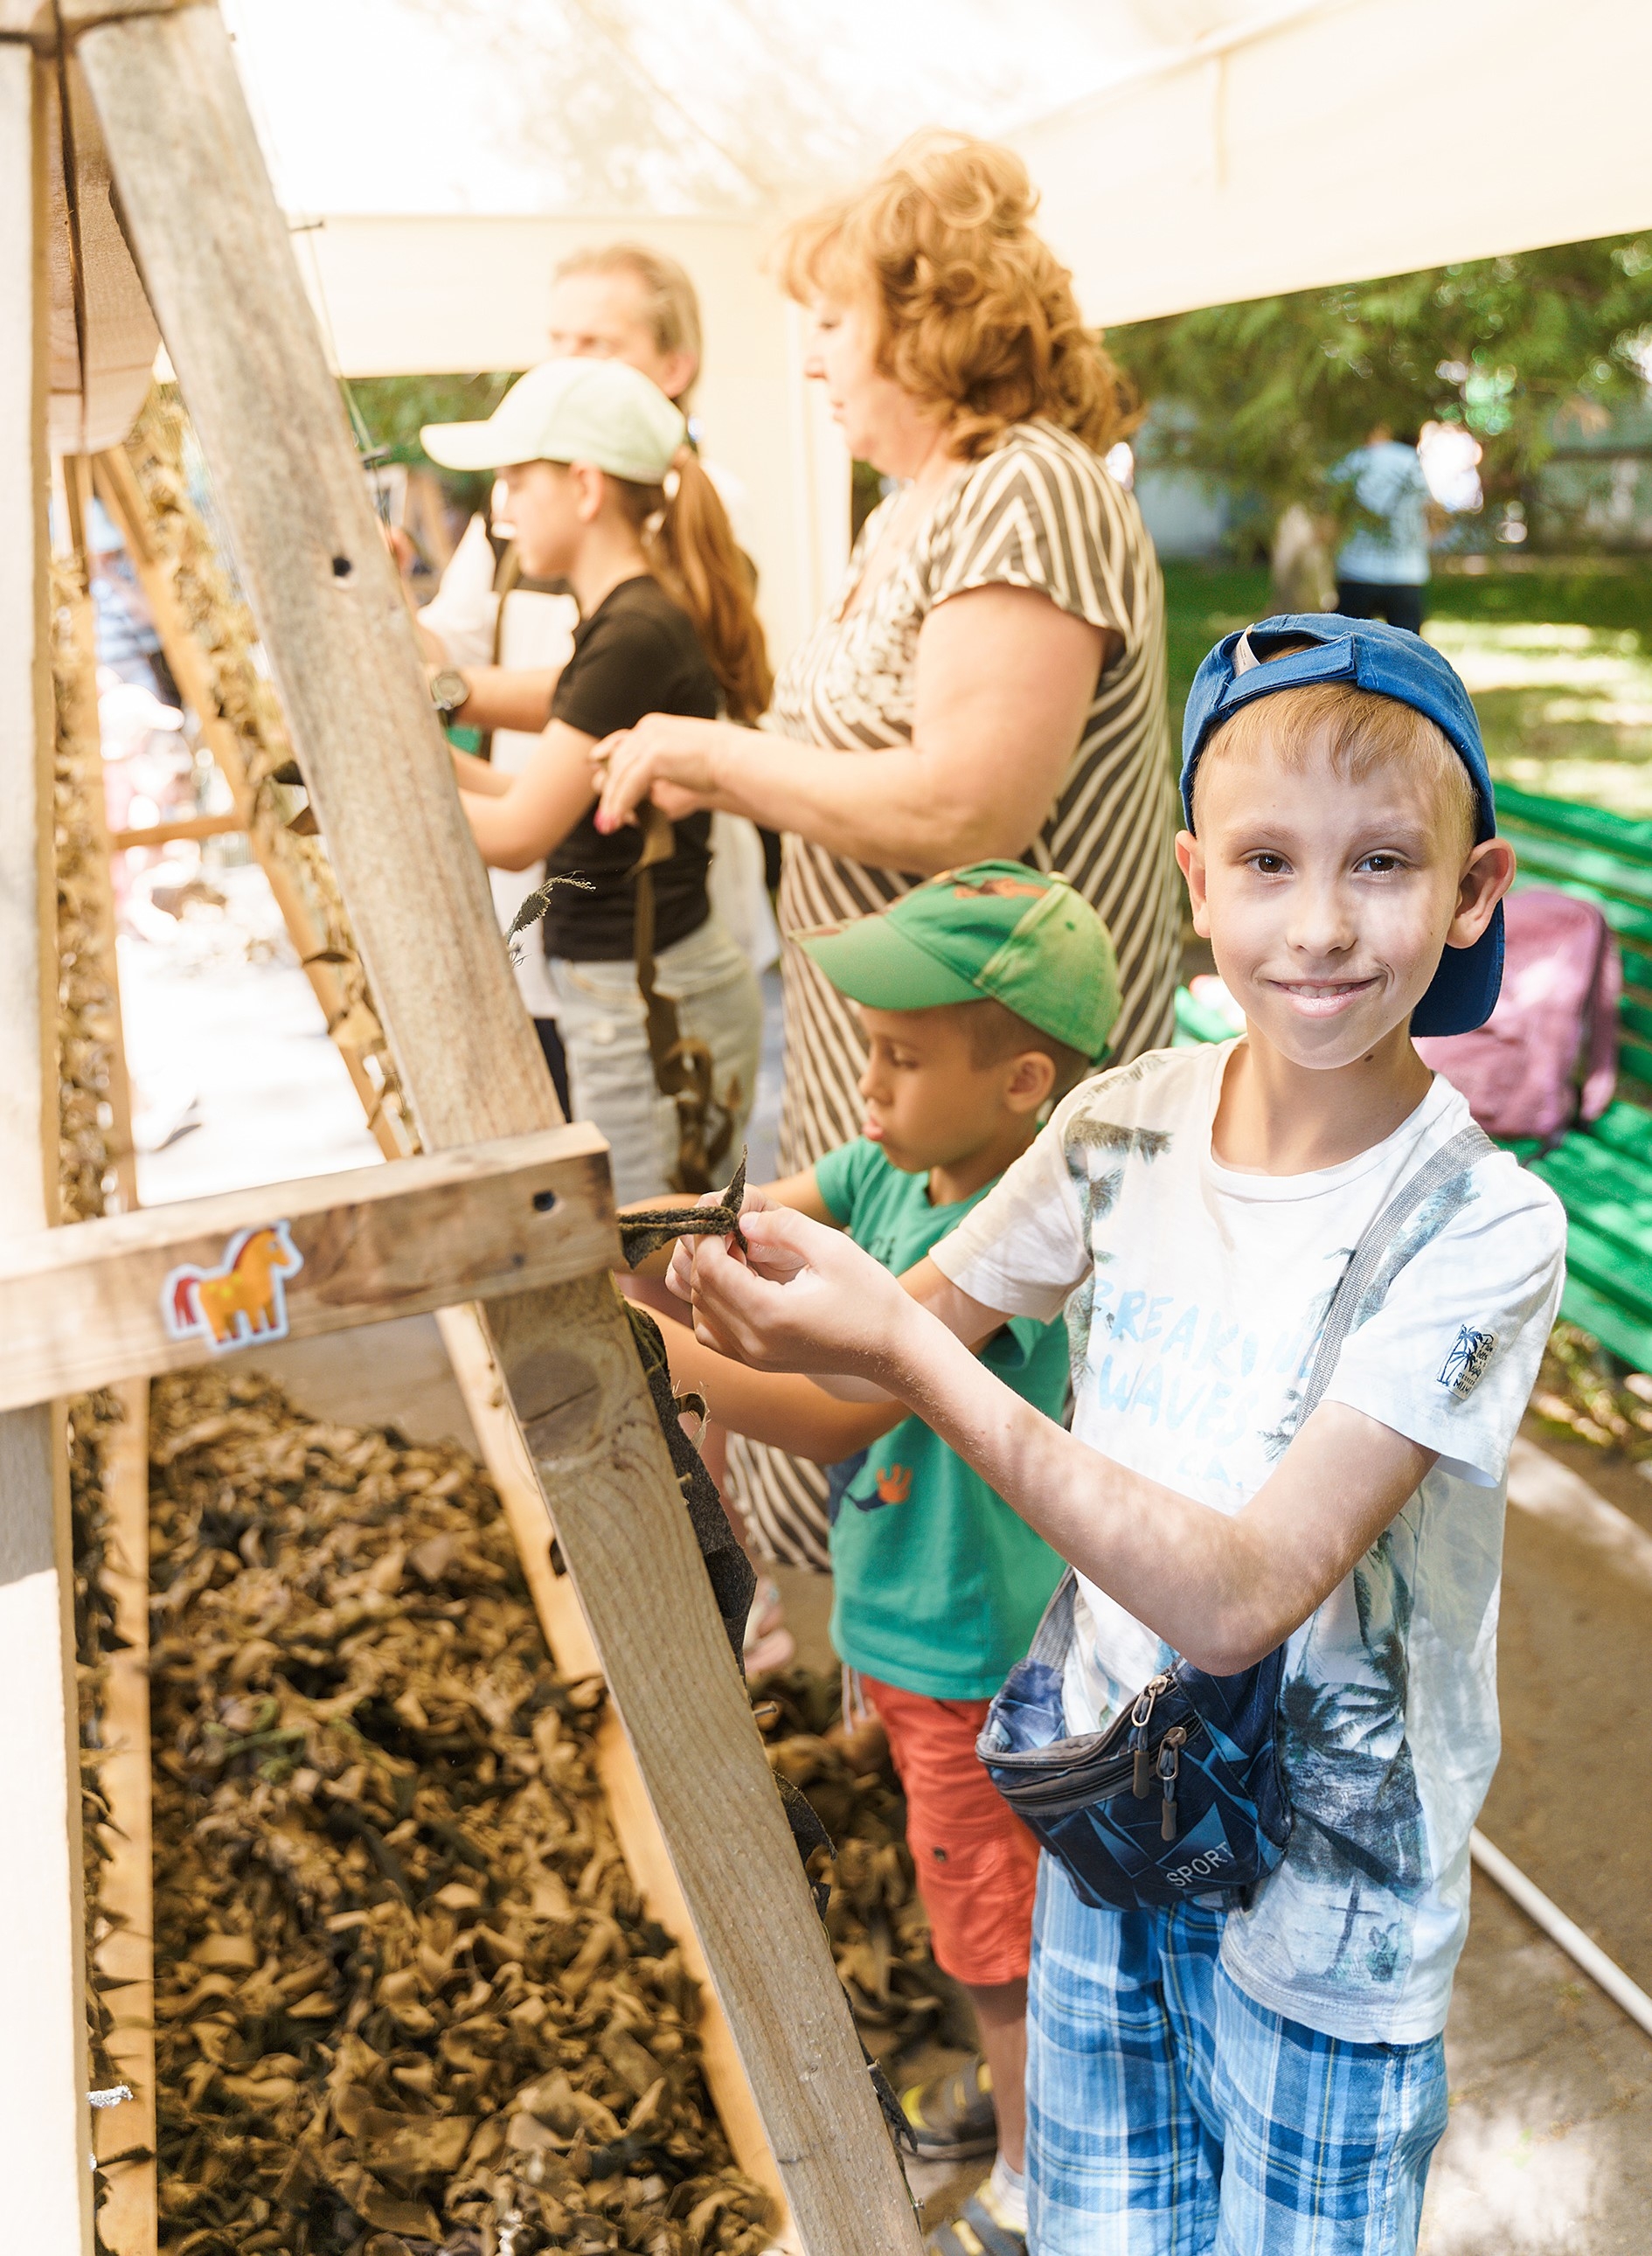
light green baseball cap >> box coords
[421,357,686,483]
[794,861,1121,1062]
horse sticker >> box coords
[163,1222,303,1352]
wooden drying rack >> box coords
[0,7,924,2252]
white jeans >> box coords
[547,913,762,1204]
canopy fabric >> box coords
[1019,0,1652,325]
[220,0,1191,224]
[226,0,1652,329]
[208,0,1652,656]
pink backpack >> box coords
[1415,888,1621,1144]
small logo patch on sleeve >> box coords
[1438,1324,1496,1399]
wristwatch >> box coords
[429,668,471,720]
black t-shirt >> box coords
[543,574,719,961]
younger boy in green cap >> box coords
[629,861,1121,2256]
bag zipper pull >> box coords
[1158,1726,1185,1842]
[1130,1684,1158,1798]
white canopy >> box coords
[204,0,1652,650]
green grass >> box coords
[1162,562,1271,748]
[1162,559,1652,816]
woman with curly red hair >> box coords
[601,141,1177,1309]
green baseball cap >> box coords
[794,861,1121,1061]
[421,357,686,483]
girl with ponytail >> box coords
[422,357,768,1202]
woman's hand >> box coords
[594,587,1113,873]
[590,713,736,832]
[689,1206,916,1381]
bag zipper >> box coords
[1158,1725,1186,1841]
[989,1687,1206,1819]
[1129,1677,1163,1798]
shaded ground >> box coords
[1486,1456,1652,1991]
[1419,1876,1652,2255]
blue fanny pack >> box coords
[977,1121,1492,1914]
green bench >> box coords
[1175,781,1652,1373]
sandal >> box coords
[899,2055,996,2162]
[926,2189,1026,2256]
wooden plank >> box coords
[1500,783,1652,865]
[0,1124,616,1412]
[1505,829,1652,913]
[58,0,206,22]
[90,446,410,1163]
[485,1274,873,2250]
[45,54,157,456]
[58,452,141,1215]
[88,406,529,1152]
[1558,1271,1652,1377]
[1586,1101,1652,1168]
[79,16,921,2252]
[92,1378,157,2255]
[110,809,242,850]
[434,1304,801,2252]
[0,45,96,2253]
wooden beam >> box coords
[0,44,96,2253]
[90,446,411,1163]
[91,1378,157,2255]
[58,451,140,1214]
[78,16,921,2252]
[434,1305,800,2250]
[110,809,242,850]
[0,1124,616,1412]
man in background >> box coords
[1329,421,1440,632]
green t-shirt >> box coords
[813,1135,1069,1701]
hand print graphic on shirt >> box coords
[1060,1116,1170,1394]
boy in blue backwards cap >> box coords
[677,618,1567,2253]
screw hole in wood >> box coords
[330,554,353,580]
[531,1190,558,1213]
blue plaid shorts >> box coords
[1027,1859,1448,2255]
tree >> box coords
[344,371,521,518]
[1108,233,1652,555]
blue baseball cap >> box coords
[1180,614,1502,1038]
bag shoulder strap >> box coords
[1297,1120,1496,1422]
[630,805,734,1194]
[1021,1119,1496,1691]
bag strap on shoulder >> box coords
[1296,1120,1496,1423]
[631,805,735,1194]
[1020,1118,1496,1698]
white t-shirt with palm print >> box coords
[932,1039,1565,2044]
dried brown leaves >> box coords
[148,1370,771,2256]
[753,1674,957,2060]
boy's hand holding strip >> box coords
[619,1150,751,1272]
[687,1204,918,1382]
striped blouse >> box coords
[774,415,1178,1168]
[736,416,1181,1565]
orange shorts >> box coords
[862,1673,1039,1989]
